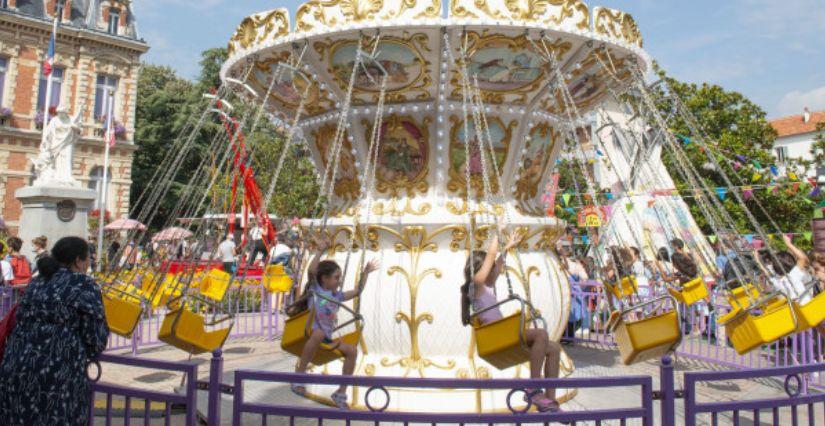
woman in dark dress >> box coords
[0,236,109,425]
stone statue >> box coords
[33,105,83,187]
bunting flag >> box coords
[736,155,747,163]
[744,234,754,244]
[791,182,801,193]
[743,186,753,200]
[752,160,762,169]
[605,192,614,200]
[789,172,798,181]
[769,165,778,176]
[596,149,604,157]
[811,186,822,197]
[582,235,589,244]
[715,187,727,201]
[708,235,718,243]
[803,232,813,241]
[647,199,656,208]
[752,172,762,182]
[765,185,775,195]
[625,202,634,212]
[562,193,571,206]
[733,161,742,170]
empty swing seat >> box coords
[793,291,825,331]
[103,292,143,338]
[158,307,232,355]
[608,276,638,299]
[199,269,232,301]
[473,312,530,369]
[720,297,797,355]
[263,264,293,293]
[668,277,709,306]
[281,309,360,366]
[614,310,681,365]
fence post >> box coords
[660,355,676,426]
[207,349,224,426]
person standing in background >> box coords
[6,238,31,286]
[31,236,49,277]
[218,234,237,275]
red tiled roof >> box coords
[770,110,825,138]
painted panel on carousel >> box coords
[515,123,560,201]
[316,35,432,103]
[364,115,431,198]
[313,124,360,202]
[447,116,515,195]
[249,55,332,116]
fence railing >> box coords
[232,370,654,425]
[684,363,825,426]
[89,353,199,426]
[86,351,825,426]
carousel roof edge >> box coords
[220,1,648,80]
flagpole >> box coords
[96,91,114,272]
[40,16,58,144]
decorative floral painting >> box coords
[448,116,514,194]
[515,124,559,200]
[368,115,430,197]
[466,39,545,92]
[253,59,319,107]
[331,40,424,92]
[313,124,359,201]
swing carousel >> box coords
[218,0,651,413]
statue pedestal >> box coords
[15,185,97,259]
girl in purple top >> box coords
[460,223,563,413]
[290,237,379,409]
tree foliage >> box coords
[132,49,319,230]
[655,72,822,246]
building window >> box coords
[37,67,64,111]
[94,75,118,121]
[1,0,8,9]
[108,8,120,35]
[88,166,113,210]
[55,0,66,20]
[775,146,788,164]
[0,57,6,106]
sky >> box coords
[137,0,825,118]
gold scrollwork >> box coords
[296,0,382,32]
[445,199,505,216]
[446,115,515,197]
[594,7,643,48]
[228,9,290,55]
[372,198,432,216]
[371,225,465,376]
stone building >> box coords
[0,0,148,234]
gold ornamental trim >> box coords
[227,9,289,56]
[594,7,643,48]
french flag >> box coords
[43,18,58,76]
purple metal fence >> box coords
[230,370,655,425]
[89,353,199,425]
[684,363,825,426]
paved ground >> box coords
[97,338,824,425]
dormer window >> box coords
[108,8,120,35]
[55,0,66,21]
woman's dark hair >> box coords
[287,259,341,316]
[671,251,697,280]
[670,238,685,250]
[38,236,90,279]
[32,236,48,250]
[657,247,670,262]
[7,236,22,252]
[460,251,487,326]
[630,246,641,259]
[771,251,796,276]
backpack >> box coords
[0,303,18,365]
[9,255,31,286]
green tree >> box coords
[653,73,822,246]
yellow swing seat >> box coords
[158,306,233,355]
[720,295,797,355]
[473,312,531,369]
[199,269,232,302]
[668,277,709,306]
[263,264,293,293]
[726,283,761,312]
[607,276,638,300]
[793,291,825,332]
[281,309,361,366]
[612,296,682,365]
[102,288,144,338]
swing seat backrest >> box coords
[200,269,232,302]
[263,264,293,293]
[158,307,232,355]
[667,276,708,305]
[102,291,143,338]
[281,309,360,366]
[473,312,530,370]
[614,309,680,365]
[793,290,825,332]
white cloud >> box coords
[776,86,825,117]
